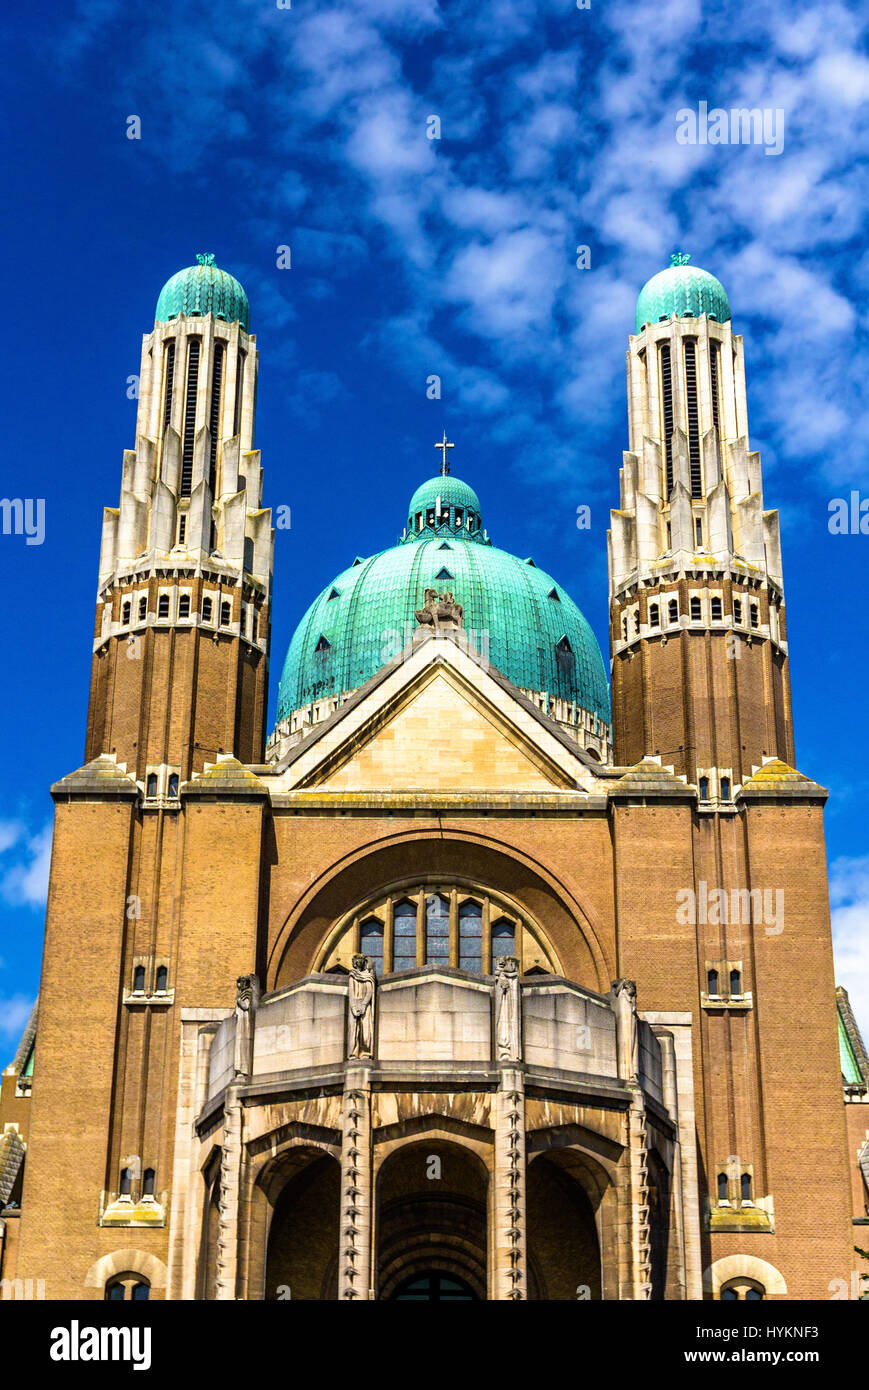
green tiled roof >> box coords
[839,1011,863,1085]
[155,253,249,330]
[636,253,731,334]
[276,472,610,726]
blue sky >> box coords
[1,0,868,1052]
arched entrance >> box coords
[376,1140,488,1300]
[264,1149,341,1300]
[391,1272,478,1301]
[526,1154,602,1300]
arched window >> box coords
[360,918,384,975]
[106,1274,150,1302]
[690,596,701,621]
[741,1172,752,1204]
[143,1167,156,1197]
[720,776,731,800]
[122,600,131,625]
[717,1172,728,1204]
[220,600,231,626]
[649,602,660,628]
[711,597,722,621]
[167,774,179,799]
[733,599,742,624]
[158,594,170,619]
[668,598,678,623]
[425,894,450,966]
[730,968,742,996]
[491,919,516,962]
[202,596,213,622]
[178,594,190,618]
[720,1286,739,1301]
[750,601,759,628]
[458,900,483,973]
[133,965,146,993]
[720,1278,764,1301]
[699,776,709,800]
[392,900,417,972]
[120,1166,133,1196]
[707,968,719,996]
[138,596,147,621]
[155,965,168,992]
[146,774,158,799]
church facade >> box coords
[1,253,865,1301]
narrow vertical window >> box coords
[707,968,719,995]
[233,348,246,437]
[710,342,721,447]
[220,600,231,626]
[178,514,187,546]
[360,918,384,975]
[156,964,169,990]
[158,594,170,619]
[202,597,213,622]
[208,341,225,498]
[711,597,722,621]
[699,776,709,800]
[122,600,131,625]
[668,598,678,623]
[733,599,742,624]
[425,893,450,966]
[458,900,483,973]
[143,1167,156,1197]
[138,596,147,621]
[695,516,703,546]
[162,341,175,432]
[730,968,741,995]
[741,1172,752,1203]
[684,339,702,497]
[660,343,674,496]
[392,899,417,971]
[690,596,701,621]
[720,776,731,800]
[649,603,660,627]
[491,919,516,964]
[180,338,201,497]
[750,602,759,628]
[133,964,146,991]
[717,1172,728,1203]
[120,1167,132,1196]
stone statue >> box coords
[611,978,639,1084]
[495,956,521,1062]
[414,587,464,631]
[233,974,260,1080]
[348,954,375,1059]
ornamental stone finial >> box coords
[670,251,691,267]
[196,252,216,266]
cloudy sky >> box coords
[1,0,868,1044]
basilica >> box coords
[1,252,867,1301]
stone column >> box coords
[339,1065,373,1300]
[493,1068,527,1300]
[611,979,651,1300]
[214,1084,243,1300]
[492,958,526,1300]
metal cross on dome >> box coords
[435,431,455,476]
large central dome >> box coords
[275,469,610,737]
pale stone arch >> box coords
[84,1248,168,1290]
[704,1254,788,1297]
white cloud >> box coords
[830,855,869,1042]
[0,824,52,910]
[0,994,35,1044]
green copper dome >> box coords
[635,253,730,334]
[155,253,250,330]
[276,471,610,727]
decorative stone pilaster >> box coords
[339,1066,373,1300]
[493,1070,527,1300]
[214,1084,243,1300]
[611,978,651,1299]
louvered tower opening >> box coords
[660,343,674,496]
[684,340,702,497]
[710,342,722,447]
[162,341,175,432]
[233,349,246,437]
[208,342,224,494]
[180,338,201,498]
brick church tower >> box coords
[609,252,793,792]
[86,252,273,786]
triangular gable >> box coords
[272,633,599,794]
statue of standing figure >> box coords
[348,954,376,1059]
[233,974,260,1080]
[495,956,521,1061]
[611,978,639,1084]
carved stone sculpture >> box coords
[495,955,521,1061]
[348,954,375,1059]
[611,977,639,1084]
[414,587,464,631]
[233,974,260,1080]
